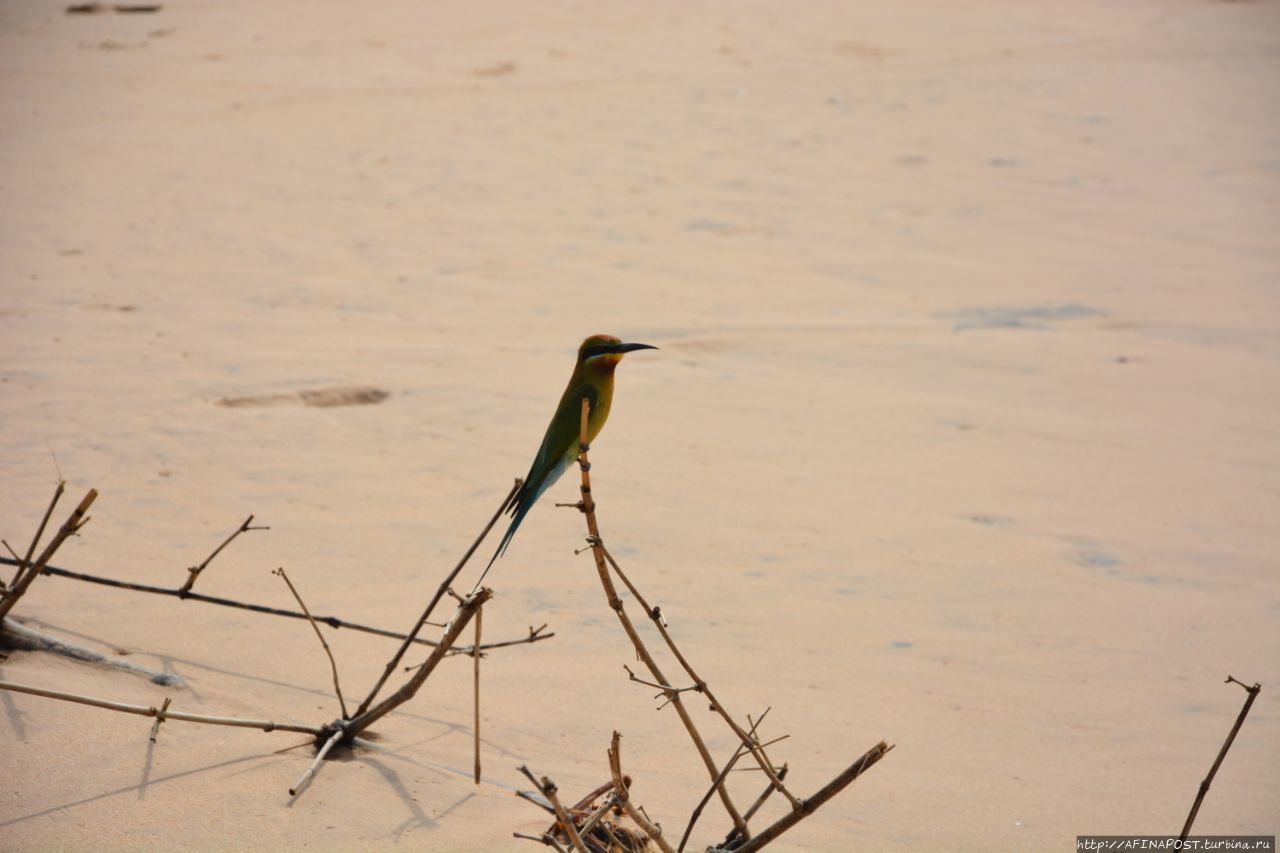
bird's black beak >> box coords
[612,342,659,354]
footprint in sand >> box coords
[217,385,390,408]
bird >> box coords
[486,334,657,569]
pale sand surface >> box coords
[2,0,1278,849]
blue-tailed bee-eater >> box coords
[487,334,657,568]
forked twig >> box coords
[573,398,749,838]
[273,567,348,718]
[1179,675,1262,841]
[598,540,799,810]
[353,480,520,716]
[344,588,493,740]
[608,731,675,853]
[517,766,590,853]
[0,556,550,655]
[680,711,777,851]
[178,515,268,596]
[289,724,346,797]
[0,488,97,621]
[8,480,64,589]
[722,741,895,853]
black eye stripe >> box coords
[581,345,614,360]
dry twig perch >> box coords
[549,396,893,850]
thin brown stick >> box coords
[273,567,348,718]
[727,741,894,853]
[178,514,268,596]
[9,481,64,589]
[608,731,676,853]
[353,480,520,716]
[0,678,325,735]
[718,763,790,850]
[680,712,780,852]
[513,831,569,853]
[575,794,615,840]
[599,542,800,811]
[575,399,748,839]
[473,600,483,785]
[517,767,590,853]
[0,556,550,655]
[1179,675,1262,841]
[0,489,96,621]
[344,588,493,740]
[289,725,346,797]
[741,763,787,823]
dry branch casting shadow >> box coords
[514,398,894,852]
[0,477,550,803]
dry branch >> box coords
[0,488,96,621]
[179,514,267,596]
[7,480,64,589]
[599,542,798,810]
[290,725,346,797]
[473,600,483,784]
[353,479,520,716]
[572,398,749,839]
[0,556,551,656]
[274,566,348,718]
[719,741,894,853]
[608,731,676,853]
[1179,675,1262,841]
[344,587,493,740]
[0,678,325,735]
[568,396,894,850]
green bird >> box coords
[487,334,657,567]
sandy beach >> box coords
[2,0,1278,849]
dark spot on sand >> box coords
[940,304,1104,331]
[218,385,390,408]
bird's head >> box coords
[577,334,658,366]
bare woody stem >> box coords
[344,587,493,741]
[517,766,590,853]
[608,731,676,853]
[574,397,749,840]
[0,556,550,655]
[473,601,483,785]
[680,712,780,852]
[274,567,348,718]
[599,543,801,810]
[178,515,268,596]
[0,679,325,736]
[9,481,64,589]
[722,741,895,853]
[0,488,97,621]
[1179,676,1262,841]
[353,480,520,717]
[289,726,346,798]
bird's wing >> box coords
[488,381,600,566]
